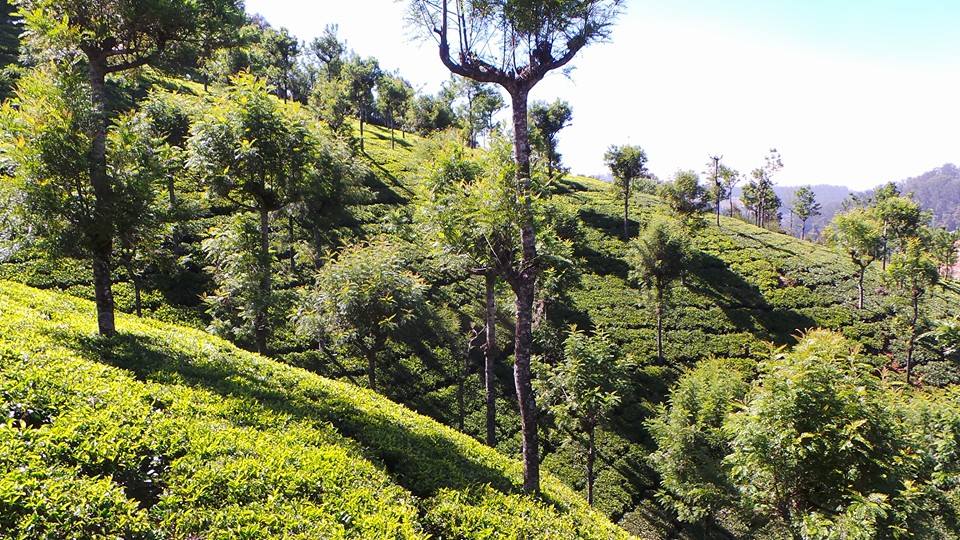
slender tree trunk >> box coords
[87,58,117,336]
[907,290,919,385]
[713,157,721,227]
[510,89,540,494]
[390,115,395,149]
[857,267,865,310]
[167,175,177,209]
[587,423,596,506]
[133,275,142,318]
[729,196,735,217]
[484,271,498,447]
[288,213,296,274]
[800,219,806,240]
[623,182,630,240]
[655,290,664,363]
[367,349,377,389]
[254,207,271,355]
[359,108,365,152]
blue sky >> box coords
[244,0,960,189]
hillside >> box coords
[0,279,629,538]
[4,93,960,537]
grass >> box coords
[0,280,630,538]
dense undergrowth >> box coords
[0,280,629,538]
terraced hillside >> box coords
[3,76,959,537]
[0,280,629,538]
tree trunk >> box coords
[587,423,596,506]
[484,271,498,447]
[510,90,541,494]
[655,291,664,363]
[254,207,271,355]
[87,58,117,337]
[800,219,806,241]
[359,108,365,152]
[133,276,142,318]
[857,268,865,310]
[623,182,630,240]
[907,290,919,385]
[367,349,377,389]
[167,175,177,209]
[390,116,395,149]
[288,213,296,274]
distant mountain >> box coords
[899,164,960,231]
[775,164,960,236]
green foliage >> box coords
[628,216,690,310]
[659,170,707,229]
[1,66,95,254]
[0,280,628,538]
[296,238,427,387]
[604,144,649,199]
[790,185,821,238]
[651,331,960,538]
[542,327,633,432]
[647,358,751,523]
[530,99,572,177]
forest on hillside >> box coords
[2,1,960,539]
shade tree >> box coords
[15,0,243,336]
[296,238,426,389]
[529,99,573,181]
[376,74,414,148]
[413,135,511,447]
[188,74,326,354]
[538,327,633,506]
[604,144,649,239]
[659,169,707,230]
[886,238,939,384]
[790,185,820,240]
[628,216,691,364]
[408,0,624,493]
[2,66,168,321]
[825,208,883,310]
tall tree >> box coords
[628,216,690,364]
[741,178,781,229]
[343,55,381,151]
[707,155,723,226]
[659,169,707,229]
[720,166,741,217]
[604,144,649,239]
[413,136,513,447]
[308,24,346,81]
[529,99,572,181]
[825,208,883,310]
[874,195,924,270]
[790,185,821,240]
[3,67,167,320]
[746,149,782,228]
[16,0,242,336]
[188,74,321,354]
[408,0,624,493]
[451,77,504,148]
[376,74,414,149]
[927,227,959,279]
[886,238,939,384]
[539,327,632,506]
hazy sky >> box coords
[244,0,960,189]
